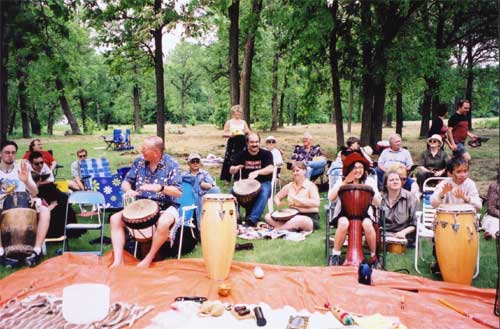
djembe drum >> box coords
[271,208,299,222]
[435,204,478,285]
[0,192,37,259]
[232,179,261,207]
[201,194,237,281]
[122,199,160,243]
[338,184,374,266]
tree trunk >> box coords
[55,77,81,135]
[78,87,87,133]
[396,89,403,136]
[0,0,8,145]
[270,49,279,131]
[465,36,474,130]
[385,112,392,128]
[371,79,386,146]
[30,100,41,135]
[239,0,263,124]
[47,102,55,135]
[328,0,344,148]
[228,0,240,106]
[16,67,30,138]
[347,81,354,133]
[153,0,165,141]
[278,72,287,128]
[8,107,15,135]
[359,1,374,147]
[419,77,435,138]
[132,83,142,132]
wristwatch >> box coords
[159,185,165,193]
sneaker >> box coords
[430,262,441,275]
[328,254,341,266]
[369,255,382,270]
[24,251,42,267]
[2,256,19,269]
[484,232,493,240]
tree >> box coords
[228,0,240,106]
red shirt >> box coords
[23,150,55,167]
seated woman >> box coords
[415,134,449,190]
[182,153,220,228]
[264,162,320,231]
[482,165,499,239]
[381,169,417,243]
[327,152,381,267]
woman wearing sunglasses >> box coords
[415,134,449,190]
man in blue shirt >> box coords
[109,136,185,268]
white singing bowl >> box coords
[62,283,110,324]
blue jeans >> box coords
[306,159,327,180]
[196,186,221,229]
[247,181,272,224]
[374,167,385,190]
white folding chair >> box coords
[63,191,106,255]
[267,165,279,214]
[414,177,479,278]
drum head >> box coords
[437,203,476,213]
[233,179,261,195]
[123,199,159,221]
[271,208,299,222]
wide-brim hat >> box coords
[342,152,370,177]
[427,134,443,146]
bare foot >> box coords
[136,258,153,268]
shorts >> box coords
[299,212,320,230]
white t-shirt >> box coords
[270,148,283,166]
[0,161,36,208]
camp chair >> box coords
[62,191,106,255]
[414,177,480,278]
[115,128,134,151]
[80,157,123,209]
[267,165,280,213]
[116,166,131,180]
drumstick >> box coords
[437,298,497,329]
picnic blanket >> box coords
[0,253,497,329]
[237,224,312,241]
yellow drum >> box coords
[201,194,237,281]
[435,204,478,285]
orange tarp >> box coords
[0,253,498,328]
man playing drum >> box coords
[109,136,185,268]
[430,156,482,275]
[230,133,274,226]
[328,152,382,268]
[0,140,51,267]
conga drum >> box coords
[201,194,237,281]
[232,179,261,207]
[122,199,160,243]
[435,204,478,285]
[0,192,37,259]
[338,184,374,266]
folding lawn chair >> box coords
[80,157,123,209]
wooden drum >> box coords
[271,208,299,222]
[122,199,160,242]
[232,179,261,207]
[1,192,37,259]
[338,184,374,266]
[435,204,478,285]
[201,194,237,281]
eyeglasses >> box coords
[190,159,200,164]
[32,161,44,166]
[78,154,87,159]
[266,140,276,144]
[401,177,407,182]
[428,140,439,144]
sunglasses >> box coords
[78,154,87,158]
[428,140,440,144]
[190,159,200,164]
[266,140,276,144]
[32,161,44,166]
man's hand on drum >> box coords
[138,183,162,193]
[454,188,470,203]
[124,189,140,198]
[248,170,260,180]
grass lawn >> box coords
[1,120,498,289]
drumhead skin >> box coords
[123,199,159,221]
[436,203,476,213]
[232,179,261,195]
[271,208,299,221]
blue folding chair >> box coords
[63,191,106,255]
[115,128,134,151]
[80,157,123,209]
[176,181,197,259]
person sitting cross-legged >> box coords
[264,162,320,231]
[181,153,220,228]
[328,152,382,268]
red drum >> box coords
[338,184,374,266]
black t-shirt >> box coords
[233,148,273,183]
[448,112,469,143]
[428,117,443,137]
